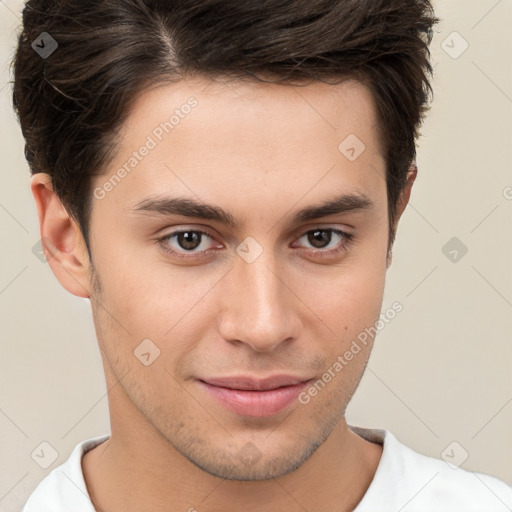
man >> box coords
[12,0,511,510]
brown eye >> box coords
[307,229,333,249]
[158,229,218,259]
[176,231,203,251]
[293,228,354,259]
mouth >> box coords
[197,375,313,417]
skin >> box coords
[31,75,415,512]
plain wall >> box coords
[1,1,511,510]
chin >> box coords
[177,433,327,481]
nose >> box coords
[217,250,301,352]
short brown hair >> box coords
[11,0,439,257]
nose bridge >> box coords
[218,244,297,351]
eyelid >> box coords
[156,225,354,259]
[162,228,219,250]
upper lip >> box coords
[199,375,311,391]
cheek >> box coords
[92,229,161,315]
[93,259,218,370]
[300,259,386,331]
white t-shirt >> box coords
[22,425,512,511]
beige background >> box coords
[1,1,511,510]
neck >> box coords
[83,416,381,512]
[82,372,382,512]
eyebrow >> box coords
[130,192,374,228]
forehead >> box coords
[121,74,382,153]
[93,74,386,220]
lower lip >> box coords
[199,380,311,417]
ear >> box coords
[386,162,417,269]
[30,173,92,298]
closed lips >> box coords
[199,375,312,391]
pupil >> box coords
[178,232,200,250]
[309,229,331,248]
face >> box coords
[84,75,392,480]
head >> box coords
[12,0,438,481]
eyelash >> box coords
[155,227,354,261]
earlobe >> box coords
[30,173,92,298]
